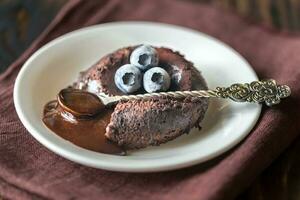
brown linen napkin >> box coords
[1,0,300,199]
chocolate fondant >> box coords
[74,46,209,149]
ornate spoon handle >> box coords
[102,79,291,106]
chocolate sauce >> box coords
[42,90,126,156]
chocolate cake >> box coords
[74,46,209,149]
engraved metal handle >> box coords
[100,79,291,106]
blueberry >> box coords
[143,67,171,93]
[130,45,158,71]
[114,64,142,94]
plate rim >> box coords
[14,21,261,172]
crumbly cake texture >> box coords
[74,46,209,149]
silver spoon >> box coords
[58,79,291,117]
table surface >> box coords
[1,1,299,199]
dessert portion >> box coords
[43,45,208,155]
[74,45,209,149]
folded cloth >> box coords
[1,0,300,199]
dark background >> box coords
[0,1,299,199]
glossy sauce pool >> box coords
[42,99,126,155]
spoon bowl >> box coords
[58,89,105,117]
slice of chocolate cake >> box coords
[74,45,209,149]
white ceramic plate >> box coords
[14,22,261,172]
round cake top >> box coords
[75,46,196,96]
